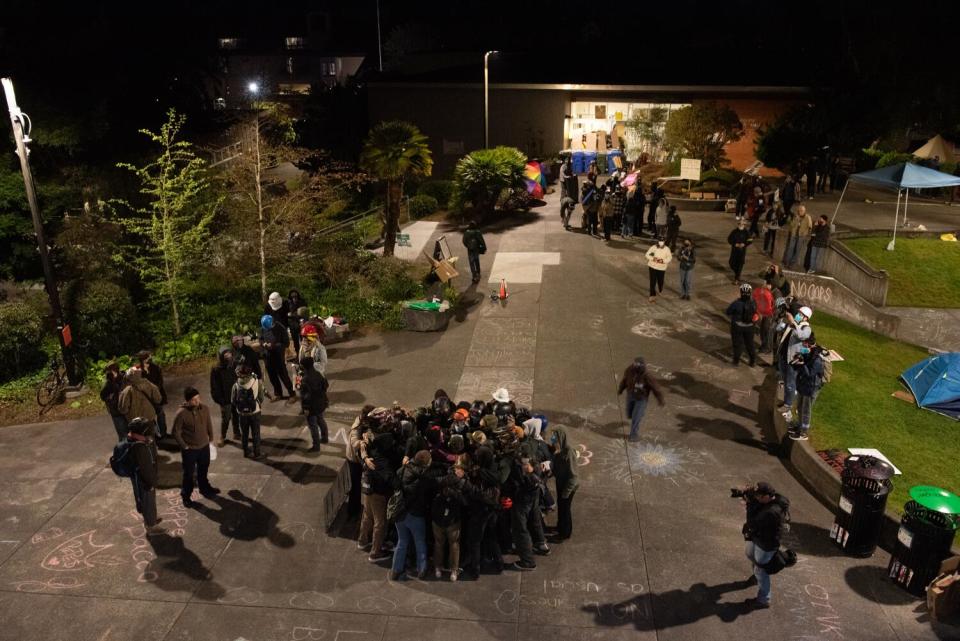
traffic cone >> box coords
[498,278,509,300]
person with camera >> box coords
[736,481,791,608]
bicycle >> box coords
[36,354,84,414]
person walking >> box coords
[726,283,758,367]
[645,238,672,303]
[788,335,826,441]
[299,355,330,451]
[727,220,751,284]
[259,314,295,401]
[782,205,812,269]
[232,364,265,458]
[753,281,776,354]
[135,351,168,439]
[740,482,790,608]
[117,366,162,429]
[665,206,682,251]
[126,417,161,530]
[548,426,579,540]
[617,357,665,442]
[390,450,435,580]
[209,347,238,447]
[677,238,696,300]
[462,220,487,284]
[808,215,830,274]
[100,363,127,441]
[172,387,220,508]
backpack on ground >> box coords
[109,440,138,478]
[234,385,258,415]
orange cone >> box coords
[498,278,509,300]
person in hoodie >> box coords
[286,289,307,353]
[126,417,161,530]
[297,324,328,375]
[549,426,579,541]
[432,463,469,581]
[752,281,776,355]
[788,335,826,442]
[100,362,127,441]
[264,291,290,329]
[358,409,398,563]
[727,220,752,284]
[617,357,665,441]
[135,351,168,439]
[777,305,814,422]
[259,314,295,401]
[389,450,436,581]
[172,387,220,507]
[118,366,162,428]
[677,238,696,300]
[645,237,672,303]
[231,363,265,458]
[461,445,502,580]
[299,356,329,451]
[230,335,262,380]
[209,347,238,446]
[740,481,791,608]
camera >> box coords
[730,487,756,500]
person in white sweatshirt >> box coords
[645,238,673,303]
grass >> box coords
[811,313,960,520]
[842,236,960,307]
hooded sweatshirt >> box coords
[231,374,265,415]
[210,346,237,406]
[645,244,672,271]
[550,427,580,499]
[172,401,214,450]
[117,368,162,422]
[617,359,664,403]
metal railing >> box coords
[316,205,383,237]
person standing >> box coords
[209,347,238,446]
[761,203,783,256]
[654,195,669,239]
[390,450,435,580]
[264,291,290,330]
[781,175,797,216]
[230,335,262,380]
[286,289,307,354]
[805,157,817,199]
[232,364,265,458]
[172,387,220,508]
[599,191,614,242]
[753,281,776,354]
[726,283,758,367]
[648,183,663,235]
[581,180,600,236]
[100,363,127,441]
[782,206,813,269]
[297,324,328,375]
[740,482,790,608]
[432,464,468,581]
[117,366,162,428]
[626,181,646,237]
[299,356,329,451]
[135,351,168,439]
[665,206,682,251]
[560,154,578,201]
[677,238,696,300]
[510,455,545,572]
[617,357,665,442]
[259,314,295,401]
[126,417,161,530]
[761,263,792,298]
[549,426,579,540]
[727,220,751,284]
[462,220,487,284]
[645,238,672,303]
[788,335,826,441]
[777,305,813,422]
[808,215,831,274]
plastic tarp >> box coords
[901,353,960,420]
[849,162,960,190]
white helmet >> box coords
[798,306,813,320]
[268,292,283,311]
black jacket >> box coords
[264,301,291,330]
[397,461,436,518]
[260,325,289,354]
[300,369,329,414]
[745,495,790,551]
[100,373,126,417]
[727,228,751,251]
[142,362,167,405]
[130,436,158,489]
[726,296,757,326]
[210,348,237,406]
[231,343,262,379]
[678,246,696,270]
[432,472,468,527]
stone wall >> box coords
[779,270,902,336]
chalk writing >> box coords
[413,597,460,617]
[543,578,601,593]
[218,586,263,605]
[644,363,676,381]
[291,627,325,641]
[631,319,669,339]
[12,576,85,592]
[598,437,707,487]
[575,444,593,467]
[30,527,64,545]
[289,591,335,609]
[356,595,397,613]
[42,530,121,571]
[685,357,738,382]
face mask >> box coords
[799,346,811,355]
[657,241,664,247]
[794,313,804,323]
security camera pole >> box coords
[2,77,80,385]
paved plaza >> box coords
[0,188,958,641]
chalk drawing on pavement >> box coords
[597,436,707,487]
[42,530,122,571]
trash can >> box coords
[831,455,894,557]
[887,486,960,597]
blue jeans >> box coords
[746,541,776,603]
[679,268,693,297]
[808,245,824,272]
[306,412,328,446]
[622,215,635,237]
[392,513,428,575]
[467,251,481,281]
[778,359,797,407]
[782,235,806,268]
[794,391,818,432]
[111,414,128,441]
[625,395,648,439]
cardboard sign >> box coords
[680,158,702,181]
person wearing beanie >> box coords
[299,356,330,451]
[726,283,759,367]
[617,357,665,441]
[645,238,672,303]
[172,387,219,508]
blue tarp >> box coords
[901,353,960,420]
[850,162,960,190]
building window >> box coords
[321,61,336,76]
[218,37,239,50]
[285,37,305,50]
[286,57,294,75]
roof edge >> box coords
[367,81,811,94]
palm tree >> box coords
[360,121,433,256]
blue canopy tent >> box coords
[830,162,960,250]
[901,353,960,420]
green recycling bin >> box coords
[887,486,960,596]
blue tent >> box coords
[901,353,960,420]
[831,162,960,250]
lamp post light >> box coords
[483,50,498,149]
[247,81,260,95]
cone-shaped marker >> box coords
[498,278,509,300]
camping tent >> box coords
[830,162,960,250]
[901,353,960,420]
[912,134,957,162]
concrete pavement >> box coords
[0,189,958,641]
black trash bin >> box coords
[830,455,894,557]
[887,500,959,597]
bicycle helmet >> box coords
[260,314,274,329]
[300,323,320,339]
[739,283,753,295]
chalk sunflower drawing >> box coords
[597,438,708,486]
[629,443,683,477]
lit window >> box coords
[285,37,305,49]
[218,38,239,50]
[322,61,336,76]
[287,57,294,75]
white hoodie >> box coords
[645,244,673,271]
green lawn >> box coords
[812,313,960,520]
[843,236,960,307]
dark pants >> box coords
[511,493,543,565]
[154,406,168,439]
[290,322,301,355]
[729,249,746,281]
[111,414,128,441]
[468,250,481,281]
[132,477,158,526]
[758,316,773,352]
[347,460,363,515]
[806,176,816,198]
[731,324,757,365]
[763,229,777,254]
[466,510,501,574]
[557,491,576,540]
[749,216,761,237]
[666,227,679,251]
[602,216,612,240]
[265,349,294,398]
[181,446,213,500]
[647,208,656,233]
[306,412,329,446]
[239,413,262,455]
[783,199,794,216]
[219,403,239,439]
[648,268,665,297]
[587,210,598,235]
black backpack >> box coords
[109,440,138,478]
[235,385,257,415]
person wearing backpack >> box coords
[231,364,265,458]
[777,305,813,422]
[462,220,487,284]
[210,347,238,447]
[726,283,758,367]
[617,357,666,442]
[740,481,791,608]
[299,356,329,451]
[677,238,696,300]
[788,335,826,441]
[230,335,262,380]
[100,362,128,441]
[172,386,220,507]
[117,367,162,428]
[125,417,161,530]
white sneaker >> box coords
[435,569,443,579]
[781,410,793,421]
[450,571,458,582]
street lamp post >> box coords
[484,50,498,149]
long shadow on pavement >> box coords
[662,372,757,422]
[674,412,771,453]
[146,530,226,599]
[193,489,295,548]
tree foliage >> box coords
[451,146,526,216]
[626,106,669,158]
[663,102,743,170]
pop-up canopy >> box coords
[831,162,960,250]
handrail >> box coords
[316,206,383,237]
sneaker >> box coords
[435,568,443,579]
[182,497,196,508]
[357,541,371,551]
[534,543,551,556]
[513,560,537,571]
[368,552,391,563]
[789,431,809,441]
[450,571,458,582]
[746,597,771,609]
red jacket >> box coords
[752,288,775,318]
